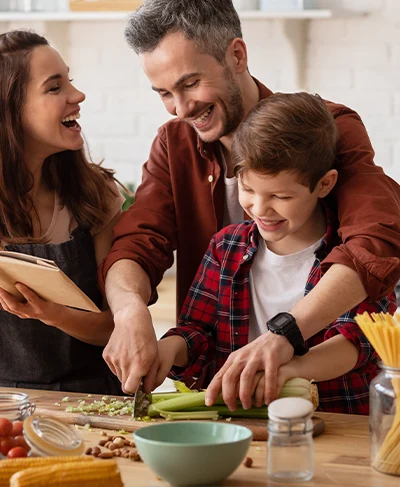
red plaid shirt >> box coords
[164,210,397,415]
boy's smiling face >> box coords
[238,169,337,254]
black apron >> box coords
[0,227,123,395]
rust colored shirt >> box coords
[99,80,400,313]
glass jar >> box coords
[370,365,400,476]
[267,397,314,482]
[0,392,35,421]
[23,415,85,457]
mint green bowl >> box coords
[133,421,253,486]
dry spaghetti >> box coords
[355,312,400,475]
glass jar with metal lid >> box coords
[267,396,314,482]
[0,392,35,421]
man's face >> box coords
[140,32,244,143]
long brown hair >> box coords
[0,30,119,243]
[232,92,338,192]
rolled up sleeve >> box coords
[98,128,176,297]
[321,104,400,301]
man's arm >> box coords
[99,127,176,298]
[280,334,359,384]
[291,264,367,340]
[102,259,158,394]
[322,105,400,301]
[99,128,177,394]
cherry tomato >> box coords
[14,435,30,451]
[0,418,13,437]
[7,446,28,458]
[0,437,16,456]
[11,421,24,437]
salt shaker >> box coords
[267,397,314,482]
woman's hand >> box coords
[0,283,66,326]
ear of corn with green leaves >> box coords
[9,460,123,487]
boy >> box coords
[155,93,396,414]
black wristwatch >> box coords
[267,312,309,356]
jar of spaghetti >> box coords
[370,364,400,476]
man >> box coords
[99,0,400,407]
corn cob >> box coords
[0,456,93,487]
[9,459,124,487]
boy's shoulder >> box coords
[213,221,256,246]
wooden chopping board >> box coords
[33,391,324,441]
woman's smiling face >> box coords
[21,45,86,159]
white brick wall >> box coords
[306,0,400,182]
[2,0,399,185]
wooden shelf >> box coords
[0,9,364,22]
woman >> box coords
[0,30,124,394]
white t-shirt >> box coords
[248,237,324,342]
[220,147,243,226]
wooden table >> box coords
[2,387,399,486]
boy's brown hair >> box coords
[232,92,339,191]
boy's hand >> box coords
[205,331,294,411]
[153,336,188,390]
[250,361,299,407]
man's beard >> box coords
[193,66,245,143]
[218,66,245,139]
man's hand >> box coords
[205,331,294,410]
[0,284,65,325]
[103,295,159,395]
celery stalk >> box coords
[149,392,194,403]
[158,410,220,421]
[147,391,225,417]
[184,405,268,419]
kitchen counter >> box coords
[1,386,399,487]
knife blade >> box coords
[132,379,149,419]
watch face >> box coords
[274,314,289,327]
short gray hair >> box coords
[125,0,242,63]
